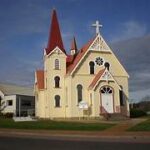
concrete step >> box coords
[108,113,129,121]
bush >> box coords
[3,113,13,118]
[130,109,147,118]
[0,112,4,117]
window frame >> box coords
[77,84,83,103]
[7,100,13,106]
[54,59,60,70]
[54,76,60,88]
[55,95,61,107]
[89,61,95,74]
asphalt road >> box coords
[0,136,149,150]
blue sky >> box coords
[0,0,150,101]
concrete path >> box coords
[102,118,147,133]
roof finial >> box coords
[92,20,102,35]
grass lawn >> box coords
[0,118,115,131]
[128,118,150,131]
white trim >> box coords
[44,48,47,56]
[70,33,129,78]
[70,51,90,76]
[89,34,111,52]
[93,69,121,90]
[70,34,112,75]
[110,50,129,78]
[46,46,67,58]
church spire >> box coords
[46,9,65,54]
[70,37,77,55]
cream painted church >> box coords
[34,9,130,119]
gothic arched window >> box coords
[55,59,59,70]
[77,84,83,103]
[104,62,110,70]
[89,61,95,74]
[55,95,60,107]
[54,76,60,88]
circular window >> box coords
[100,86,113,94]
[95,57,104,66]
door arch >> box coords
[100,86,114,113]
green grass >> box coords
[0,118,115,131]
[128,118,150,131]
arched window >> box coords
[54,76,60,88]
[89,61,95,74]
[77,84,83,103]
[104,62,110,70]
[55,95,60,107]
[100,86,113,94]
[55,59,59,70]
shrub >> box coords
[0,112,4,117]
[130,109,147,118]
[4,113,13,118]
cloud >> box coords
[0,0,49,41]
[0,58,43,87]
[111,35,150,97]
[110,21,147,42]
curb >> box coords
[0,128,150,143]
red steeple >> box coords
[70,37,77,51]
[46,9,65,55]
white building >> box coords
[0,83,35,116]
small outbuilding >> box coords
[0,83,35,117]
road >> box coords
[0,135,149,150]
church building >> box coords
[34,9,130,119]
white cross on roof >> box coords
[92,20,102,35]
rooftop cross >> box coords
[92,20,102,35]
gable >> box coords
[89,34,110,52]
[66,38,95,74]
[67,34,129,77]
[46,46,67,58]
[89,69,121,90]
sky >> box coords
[0,0,150,102]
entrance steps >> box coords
[103,113,129,121]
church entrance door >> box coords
[100,86,114,113]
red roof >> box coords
[67,55,74,63]
[66,37,95,74]
[88,69,105,90]
[36,70,44,90]
[46,9,65,55]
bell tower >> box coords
[44,9,67,118]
